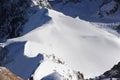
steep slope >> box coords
[3,8,120,79]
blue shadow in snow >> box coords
[41,72,62,80]
[4,41,43,80]
[49,1,120,23]
[21,8,52,36]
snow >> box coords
[3,8,120,79]
[41,72,63,80]
[32,0,39,5]
[33,60,77,80]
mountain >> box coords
[0,0,120,80]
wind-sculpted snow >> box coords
[3,9,120,79]
[1,0,120,80]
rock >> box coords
[0,67,23,80]
[103,62,120,78]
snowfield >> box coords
[3,8,120,79]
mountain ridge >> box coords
[0,0,120,80]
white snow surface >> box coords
[34,60,79,80]
[5,9,120,79]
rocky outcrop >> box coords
[89,62,120,80]
[98,0,120,17]
[32,0,52,9]
[103,62,120,78]
[0,67,23,80]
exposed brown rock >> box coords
[0,67,23,80]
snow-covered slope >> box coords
[3,8,120,79]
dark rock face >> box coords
[113,25,120,33]
[103,62,120,78]
[114,0,120,4]
[0,0,31,41]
